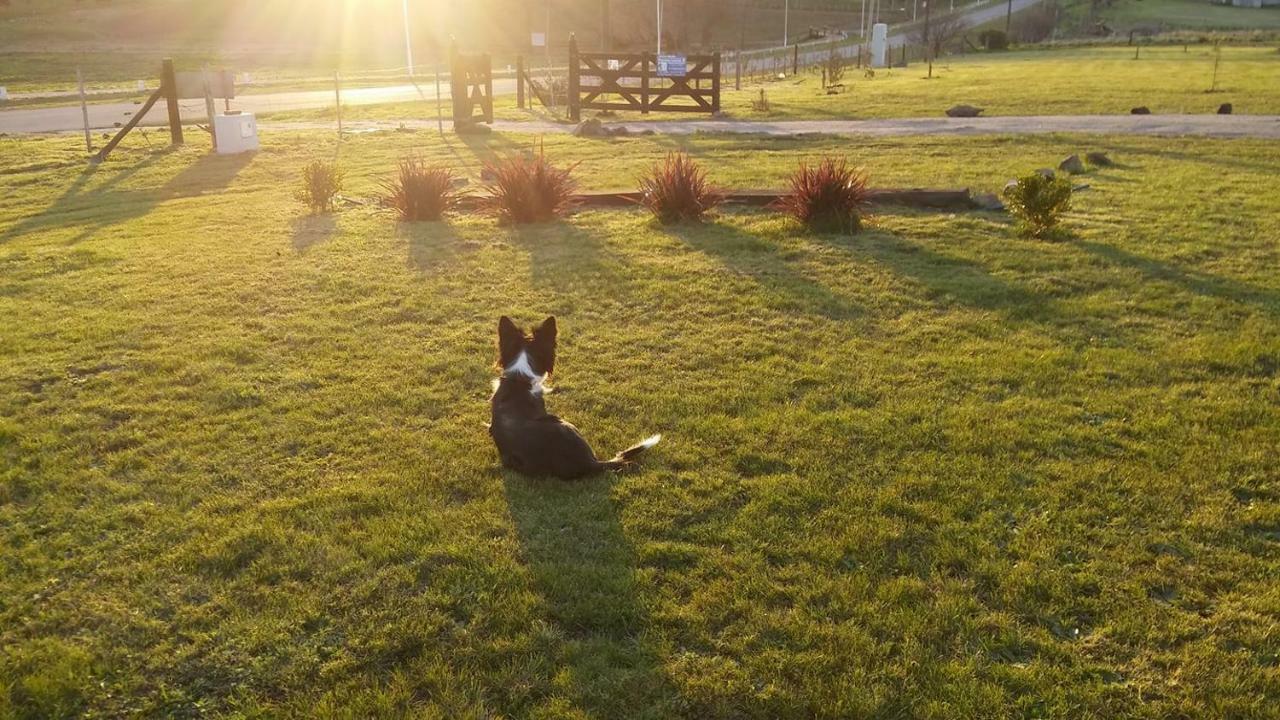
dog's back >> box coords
[490,374,604,479]
[488,316,660,480]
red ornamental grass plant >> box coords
[381,157,464,222]
[482,146,579,225]
[637,152,725,225]
[777,157,871,234]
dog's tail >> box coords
[600,434,662,471]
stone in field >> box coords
[1058,154,1085,174]
[946,104,984,118]
[573,118,605,137]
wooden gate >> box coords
[450,42,493,126]
[568,36,720,122]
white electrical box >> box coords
[870,24,889,69]
[213,113,259,155]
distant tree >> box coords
[911,12,968,60]
[1013,1,1060,43]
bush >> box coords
[295,160,343,213]
[978,29,1009,50]
[776,157,871,234]
[381,157,463,222]
[638,153,724,225]
[1002,172,1072,238]
[751,89,771,112]
[824,46,846,86]
[482,148,578,225]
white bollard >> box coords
[137,80,146,91]
[0,86,8,101]
[871,24,888,68]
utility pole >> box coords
[1006,0,1013,34]
[402,0,414,76]
[602,0,610,50]
[656,0,663,55]
[924,0,933,78]
[783,0,790,47]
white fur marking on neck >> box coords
[505,350,546,395]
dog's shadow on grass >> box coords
[502,473,678,716]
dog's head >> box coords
[497,316,557,380]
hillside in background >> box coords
[0,0,911,63]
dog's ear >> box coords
[531,316,557,375]
[498,316,524,364]
[533,316,557,342]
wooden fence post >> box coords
[77,68,92,153]
[161,58,183,145]
[712,52,721,115]
[483,53,494,122]
[202,64,217,152]
[334,71,343,136]
[449,38,460,123]
[568,34,581,122]
[793,44,799,75]
[641,53,651,115]
[516,55,526,109]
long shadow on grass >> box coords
[503,474,679,718]
[506,219,638,298]
[291,213,338,252]
[1077,239,1280,315]
[2,151,251,247]
[665,217,864,320]
[1098,141,1280,177]
[0,146,177,245]
[823,219,1142,346]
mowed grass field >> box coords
[257,45,1280,126]
[1,129,1279,718]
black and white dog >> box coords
[489,316,660,479]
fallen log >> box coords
[456,188,976,210]
[452,188,979,212]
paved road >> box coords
[264,114,1280,139]
[1,0,1040,135]
[729,0,1045,70]
[0,80,518,134]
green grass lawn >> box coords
[256,45,1280,127]
[1062,0,1280,31]
[2,129,1279,718]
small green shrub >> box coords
[751,89,771,112]
[381,157,463,222]
[482,148,578,225]
[777,157,871,234]
[1003,172,1072,238]
[295,160,343,213]
[978,29,1010,51]
[638,153,724,225]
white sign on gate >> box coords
[656,54,687,78]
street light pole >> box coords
[656,0,663,55]
[1006,0,1013,34]
[401,0,414,76]
[783,0,790,47]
